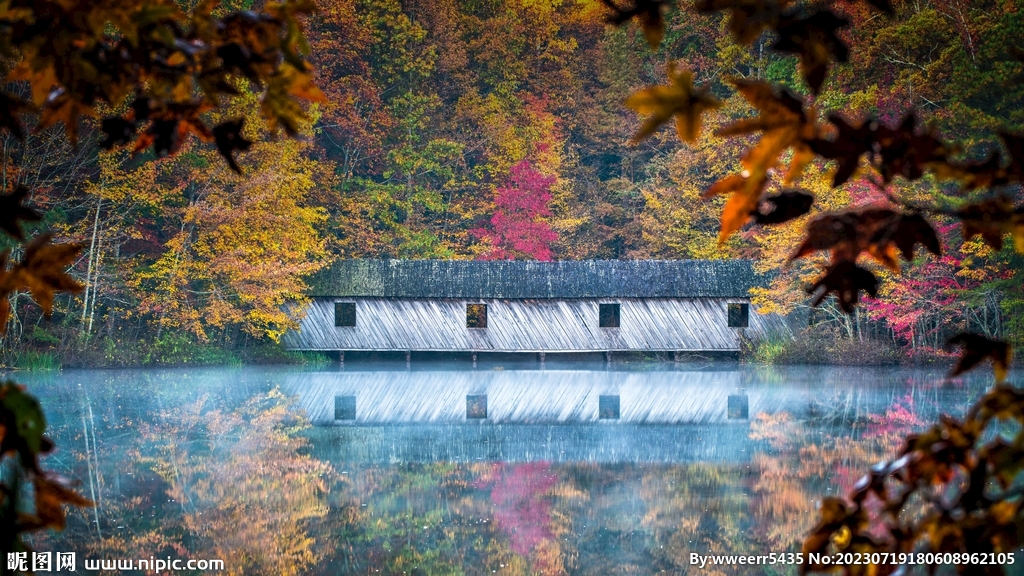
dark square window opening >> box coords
[727,395,749,420]
[466,303,488,328]
[335,302,356,327]
[335,395,356,420]
[599,395,620,420]
[599,303,620,328]
[467,395,487,419]
[727,303,749,328]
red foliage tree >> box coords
[864,222,1013,351]
[473,160,558,261]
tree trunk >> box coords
[87,226,104,335]
[81,195,102,333]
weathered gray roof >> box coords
[308,259,763,298]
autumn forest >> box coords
[0,0,1022,366]
[3,0,1024,573]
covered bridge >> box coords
[282,259,788,359]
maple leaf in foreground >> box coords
[717,78,820,185]
[0,187,42,240]
[947,333,1013,384]
[624,64,721,143]
[807,261,878,314]
[213,119,254,174]
[814,113,957,187]
[31,473,95,530]
[880,213,941,261]
[752,190,814,225]
[875,115,950,183]
[0,234,83,328]
[809,114,876,187]
[772,10,850,94]
[790,207,940,272]
[708,78,819,241]
[956,197,1024,253]
[601,0,669,49]
[703,172,768,242]
[789,208,940,315]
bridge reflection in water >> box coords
[280,368,931,465]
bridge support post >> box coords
[339,351,344,368]
[606,351,612,367]
[539,352,546,369]
[472,352,478,369]
[673,351,680,366]
[405,350,411,369]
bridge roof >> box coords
[308,259,763,299]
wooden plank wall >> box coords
[283,297,789,352]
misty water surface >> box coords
[12,363,1021,575]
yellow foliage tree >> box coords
[135,135,327,342]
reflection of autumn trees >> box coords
[749,413,835,554]
[51,390,333,576]
[325,462,570,574]
[637,464,752,575]
[475,462,569,574]
[321,461,762,575]
[326,462,481,574]
[150,390,332,576]
[747,396,936,556]
[32,388,974,576]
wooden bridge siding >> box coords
[283,298,786,352]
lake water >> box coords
[11,363,1022,575]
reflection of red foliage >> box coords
[849,394,927,542]
[833,395,926,502]
[475,462,558,556]
[832,464,858,495]
[865,394,924,439]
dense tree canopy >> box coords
[0,0,1019,355]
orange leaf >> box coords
[705,173,768,241]
[717,78,820,184]
[37,92,93,146]
[7,61,60,107]
[285,67,327,103]
[4,234,84,315]
[625,64,721,143]
[34,473,94,531]
[865,242,901,273]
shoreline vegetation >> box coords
[2,324,955,371]
[2,335,330,371]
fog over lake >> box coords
[14,364,1019,575]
